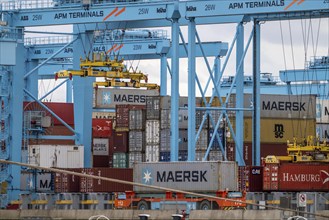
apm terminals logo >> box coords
[274,124,285,138]
[284,0,306,11]
[142,168,153,185]
[102,91,111,105]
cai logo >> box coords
[142,168,153,185]
[274,124,284,138]
[102,92,111,105]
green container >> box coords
[113,153,128,168]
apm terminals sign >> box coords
[94,88,159,108]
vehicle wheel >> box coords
[137,200,150,210]
[199,200,211,210]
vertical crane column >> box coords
[9,39,25,204]
[72,27,94,167]
[170,5,181,161]
[25,59,38,101]
[235,23,244,165]
[252,20,261,166]
[66,80,73,103]
[187,18,196,161]
[160,54,167,96]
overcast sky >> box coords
[25,18,329,101]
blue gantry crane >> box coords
[0,0,328,207]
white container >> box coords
[92,138,109,156]
[316,124,329,142]
[145,145,159,162]
[20,171,53,192]
[316,99,329,123]
[146,120,160,144]
[28,145,84,168]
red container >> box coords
[116,105,146,131]
[54,168,81,193]
[92,119,113,137]
[226,142,287,165]
[93,155,111,167]
[33,125,75,145]
[23,102,74,126]
[238,166,263,192]
[112,131,129,153]
[263,163,329,191]
[80,168,133,192]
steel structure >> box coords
[0,0,328,206]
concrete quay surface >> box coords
[0,210,329,219]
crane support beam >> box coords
[280,69,329,82]
[5,1,328,27]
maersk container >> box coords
[129,130,145,152]
[145,144,159,162]
[159,151,170,162]
[160,109,171,129]
[316,123,329,142]
[133,161,238,192]
[160,96,202,109]
[28,145,84,168]
[146,96,160,120]
[316,99,329,123]
[94,88,159,108]
[146,120,160,144]
[21,171,54,192]
[178,150,188,161]
[229,94,316,119]
[161,109,189,129]
[209,150,223,161]
[179,129,188,151]
[129,109,146,130]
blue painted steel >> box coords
[24,38,78,79]
[10,41,25,203]
[280,68,329,82]
[187,18,196,161]
[170,4,180,162]
[235,23,244,166]
[28,135,76,140]
[160,54,167,96]
[25,60,38,101]
[252,20,261,166]
[66,80,73,103]
[72,28,94,167]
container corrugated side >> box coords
[128,152,144,168]
[160,129,170,152]
[230,94,316,119]
[21,171,53,192]
[145,144,159,162]
[160,109,171,129]
[116,105,130,130]
[94,88,158,108]
[113,152,128,168]
[129,130,145,152]
[316,99,329,123]
[92,119,113,138]
[112,131,129,153]
[316,123,329,142]
[146,120,160,144]
[133,161,238,192]
[54,168,81,193]
[129,109,146,130]
[238,166,263,192]
[179,129,188,151]
[209,150,223,161]
[196,129,208,150]
[146,96,160,120]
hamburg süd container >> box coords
[133,161,238,192]
[263,163,329,191]
[28,145,84,168]
[94,88,159,108]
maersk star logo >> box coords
[143,169,152,185]
[102,92,111,105]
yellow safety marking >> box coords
[325,201,329,205]
[31,200,48,205]
[80,200,99,205]
[246,200,255,204]
[10,200,22,205]
[55,200,73,205]
[106,200,114,204]
[307,200,314,205]
[267,200,280,205]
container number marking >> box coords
[45,49,54,54]
[33,14,42,21]
[133,45,142,50]
[205,4,216,11]
[139,8,149,15]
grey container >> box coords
[160,96,202,109]
[133,161,238,192]
[196,110,208,129]
[161,109,189,129]
[196,129,208,151]
[129,109,146,130]
[128,152,144,168]
[146,96,160,120]
[208,110,221,129]
[230,94,316,119]
[209,150,223,161]
[160,129,171,152]
[145,144,159,162]
[129,131,145,152]
[160,109,171,129]
[195,150,207,161]
[179,129,188,151]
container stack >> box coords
[145,96,161,162]
[92,119,113,167]
[227,94,316,165]
[316,99,329,142]
[128,108,146,168]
